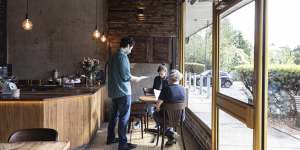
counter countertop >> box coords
[0,86,103,101]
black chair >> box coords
[8,128,58,143]
[143,88,154,96]
[128,103,148,141]
[156,102,186,150]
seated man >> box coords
[134,64,168,129]
[153,69,185,146]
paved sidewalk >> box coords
[187,89,300,150]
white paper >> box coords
[154,89,161,100]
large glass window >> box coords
[267,0,300,149]
[217,1,255,149]
[219,109,253,150]
[184,1,212,128]
[219,1,255,104]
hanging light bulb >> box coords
[92,0,100,40]
[22,18,33,30]
[93,28,101,39]
[100,34,106,42]
[22,0,33,30]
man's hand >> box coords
[155,106,160,112]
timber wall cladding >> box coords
[185,108,212,150]
[0,0,6,64]
[108,0,178,63]
[108,0,177,37]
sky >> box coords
[226,0,300,49]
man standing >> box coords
[107,36,142,150]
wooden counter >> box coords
[0,86,108,149]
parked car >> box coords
[196,70,233,88]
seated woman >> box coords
[153,64,168,90]
[134,64,169,129]
[148,64,168,115]
[153,69,185,146]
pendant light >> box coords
[100,24,107,43]
[100,34,106,42]
[22,0,33,30]
[100,9,107,43]
[136,2,145,22]
[92,0,100,39]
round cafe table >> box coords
[138,95,157,104]
[137,95,158,131]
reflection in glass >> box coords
[184,1,213,128]
[219,2,255,104]
[185,26,212,128]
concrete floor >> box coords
[82,123,200,150]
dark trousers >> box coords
[107,95,131,146]
[153,111,175,140]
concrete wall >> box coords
[130,63,169,102]
[7,0,108,79]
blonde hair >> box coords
[168,69,182,83]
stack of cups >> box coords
[12,89,20,98]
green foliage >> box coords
[185,19,253,72]
[235,64,300,116]
[185,27,212,69]
[234,64,254,94]
[220,46,250,71]
[219,19,252,71]
[81,57,100,75]
[293,46,300,65]
[233,31,252,57]
[185,63,205,74]
[269,64,300,95]
[235,64,300,95]
[269,45,294,64]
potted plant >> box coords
[81,57,100,87]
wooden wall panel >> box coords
[100,85,108,122]
[152,37,172,63]
[107,0,178,64]
[43,94,99,149]
[185,108,211,150]
[108,0,177,37]
[0,87,106,149]
[129,36,150,63]
[0,101,44,142]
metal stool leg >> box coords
[180,116,186,150]
[161,112,166,150]
[156,125,160,146]
[146,112,149,129]
[141,116,144,139]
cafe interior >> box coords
[1,0,298,150]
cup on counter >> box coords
[56,78,62,86]
[12,89,20,98]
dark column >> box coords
[0,0,7,65]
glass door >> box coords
[212,0,265,150]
